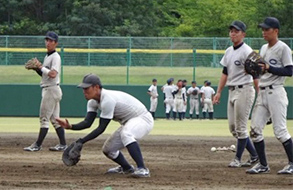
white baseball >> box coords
[211,147,217,152]
[230,145,236,149]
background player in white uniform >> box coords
[172,80,185,120]
[187,81,200,119]
[181,79,188,119]
[163,79,175,119]
[246,17,293,174]
[56,74,153,177]
[201,81,215,119]
[147,78,158,119]
[213,21,259,168]
[24,31,66,152]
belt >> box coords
[191,98,198,99]
[42,84,59,88]
[260,85,273,90]
[176,97,183,99]
[228,85,243,91]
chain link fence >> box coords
[1,36,292,67]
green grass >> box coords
[1,117,293,137]
[1,65,293,86]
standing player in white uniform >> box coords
[181,79,188,119]
[246,17,293,174]
[201,81,215,119]
[187,81,200,119]
[172,80,185,120]
[56,74,153,177]
[213,21,259,167]
[163,79,175,119]
[147,79,158,119]
[24,31,67,152]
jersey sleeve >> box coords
[51,54,61,73]
[282,46,293,67]
[148,85,153,92]
[99,97,116,119]
[87,99,99,113]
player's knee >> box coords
[40,117,50,128]
[249,128,262,142]
[275,131,291,143]
[102,145,119,160]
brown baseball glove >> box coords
[25,58,41,70]
[244,51,266,78]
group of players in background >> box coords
[147,78,215,121]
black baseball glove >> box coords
[192,89,198,95]
[62,139,83,166]
[244,51,267,78]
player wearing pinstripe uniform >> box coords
[147,79,158,119]
[213,21,258,167]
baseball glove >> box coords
[62,139,83,166]
[25,58,41,70]
[192,89,198,95]
[244,51,266,78]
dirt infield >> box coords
[1,133,293,190]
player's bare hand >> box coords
[213,93,221,104]
[56,118,72,129]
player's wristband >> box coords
[41,67,50,75]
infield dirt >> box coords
[1,133,293,190]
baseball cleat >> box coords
[106,165,134,174]
[241,157,259,167]
[132,167,150,178]
[49,144,67,151]
[277,163,293,174]
[23,142,42,152]
[246,163,270,174]
[228,158,241,168]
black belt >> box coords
[260,85,273,90]
[42,84,59,88]
[228,85,243,91]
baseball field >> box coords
[1,118,293,190]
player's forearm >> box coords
[80,118,111,144]
[267,65,293,76]
[216,74,228,93]
[71,112,97,130]
[34,68,43,76]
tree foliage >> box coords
[0,0,292,37]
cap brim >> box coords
[45,36,57,41]
[77,83,92,88]
[229,25,242,31]
[258,23,270,29]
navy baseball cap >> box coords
[45,31,58,42]
[229,20,246,32]
[192,81,196,84]
[78,74,102,88]
[152,78,157,82]
[258,17,280,29]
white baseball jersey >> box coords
[187,87,200,99]
[259,40,293,87]
[163,85,175,113]
[220,43,253,86]
[148,85,158,98]
[41,52,61,87]
[202,86,215,99]
[87,89,148,125]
